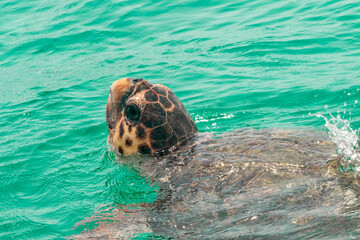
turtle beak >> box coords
[109,78,145,99]
[106,78,138,130]
[110,78,135,98]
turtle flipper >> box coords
[69,204,153,239]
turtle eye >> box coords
[125,104,141,123]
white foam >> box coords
[312,113,360,173]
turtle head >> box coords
[106,78,198,155]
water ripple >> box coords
[1,0,360,238]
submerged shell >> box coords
[72,129,360,239]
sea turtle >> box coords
[72,78,360,239]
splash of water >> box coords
[312,113,360,173]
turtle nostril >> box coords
[132,78,143,84]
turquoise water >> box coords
[1,0,360,238]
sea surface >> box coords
[1,0,360,239]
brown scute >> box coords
[134,82,150,94]
[118,146,124,154]
[159,96,172,109]
[125,138,132,147]
[171,119,186,138]
[144,103,166,117]
[153,86,167,96]
[144,90,158,102]
[168,91,181,107]
[119,121,124,138]
[141,111,166,128]
[150,125,172,141]
[167,110,188,138]
[136,125,146,139]
[167,108,188,125]
[138,145,151,154]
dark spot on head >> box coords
[119,121,124,138]
[159,96,172,108]
[168,91,181,107]
[150,125,172,141]
[144,90,158,102]
[137,125,146,139]
[138,145,151,154]
[118,146,124,154]
[128,125,132,133]
[153,86,167,96]
[125,138,132,147]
